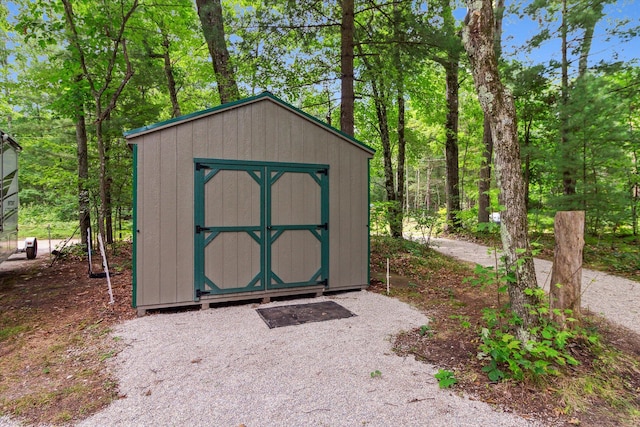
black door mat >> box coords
[256,301,356,329]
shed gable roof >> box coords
[124,92,375,155]
[0,129,22,151]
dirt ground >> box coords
[0,243,136,425]
[1,239,640,426]
[369,238,640,427]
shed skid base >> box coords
[134,284,367,317]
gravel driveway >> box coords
[429,237,640,335]
[9,237,626,426]
[73,291,541,427]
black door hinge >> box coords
[196,289,211,298]
[317,168,328,175]
[318,279,328,287]
[196,225,210,234]
[317,223,328,230]
[195,163,211,171]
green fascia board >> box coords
[124,91,375,155]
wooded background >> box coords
[0,0,638,243]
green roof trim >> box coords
[123,91,375,154]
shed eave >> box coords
[0,130,22,151]
[124,92,375,155]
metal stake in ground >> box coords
[97,232,114,304]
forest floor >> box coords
[1,237,639,426]
[370,236,640,427]
[0,244,135,425]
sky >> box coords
[496,0,639,72]
[3,0,638,79]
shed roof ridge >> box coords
[123,92,375,154]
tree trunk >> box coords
[550,211,584,326]
[560,0,577,198]
[462,0,539,332]
[478,114,493,223]
[523,118,532,209]
[96,120,107,244]
[340,0,355,135]
[195,0,240,104]
[444,59,461,229]
[75,107,90,246]
[371,78,401,237]
[63,0,137,246]
[393,2,406,238]
[478,0,503,224]
[104,139,113,244]
[161,32,182,118]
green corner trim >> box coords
[131,144,138,308]
[367,157,371,287]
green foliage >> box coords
[470,263,596,382]
[478,306,582,381]
[18,206,78,239]
[434,369,457,389]
[407,207,440,244]
[370,370,382,378]
[418,324,432,337]
[449,314,471,329]
[370,201,398,236]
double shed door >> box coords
[194,159,329,298]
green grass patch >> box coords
[0,325,29,342]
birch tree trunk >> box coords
[462,0,539,331]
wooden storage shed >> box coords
[125,92,375,315]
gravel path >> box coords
[10,236,630,426]
[70,291,543,427]
[429,237,640,335]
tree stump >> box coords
[550,211,585,326]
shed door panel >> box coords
[195,160,328,299]
[195,164,264,296]
[267,167,328,290]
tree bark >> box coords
[340,0,355,135]
[478,114,493,223]
[444,59,461,229]
[371,77,401,237]
[550,211,584,326]
[478,0,503,224]
[161,32,182,118]
[462,0,539,332]
[74,102,90,246]
[196,0,240,104]
[393,2,406,238]
[523,117,532,209]
[560,0,577,198]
